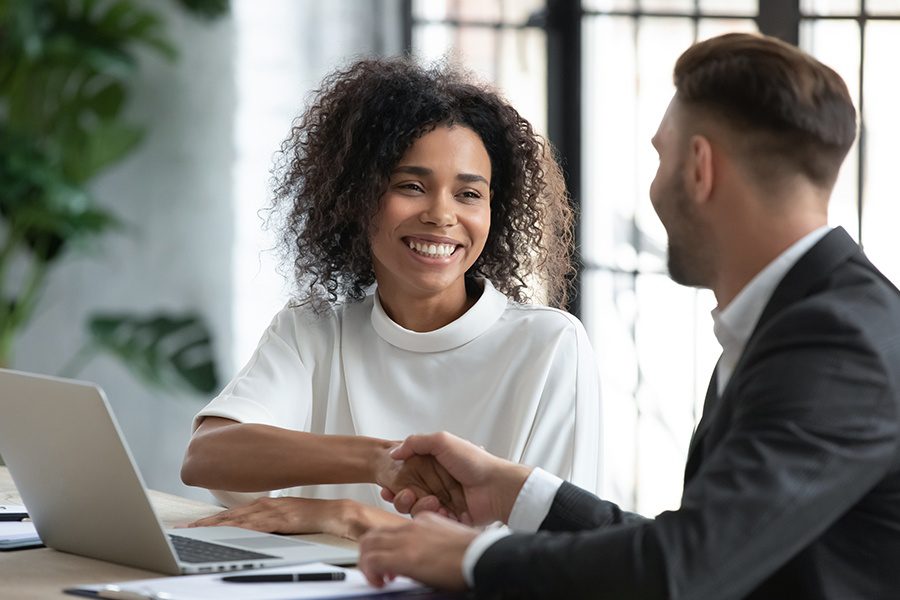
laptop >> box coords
[0,368,358,574]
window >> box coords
[409,0,548,134]
[800,0,900,286]
[405,0,900,515]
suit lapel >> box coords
[752,227,859,335]
[685,363,719,480]
[682,227,860,483]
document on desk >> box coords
[0,519,42,550]
[64,562,431,599]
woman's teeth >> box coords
[408,240,456,258]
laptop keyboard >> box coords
[169,534,278,563]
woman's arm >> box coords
[181,417,398,493]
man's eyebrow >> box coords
[457,173,489,185]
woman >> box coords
[180,57,600,539]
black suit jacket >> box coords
[475,228,900,599]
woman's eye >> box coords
[459,190,482,200]
[399,183,424,193]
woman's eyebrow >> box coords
[392,166,488,185]
[392,165,431,176]
[457,173,488,185]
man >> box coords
[356,32,900,599]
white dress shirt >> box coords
[712,226,830,394]
[461,226,831,587]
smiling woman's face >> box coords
[370,125,492,303]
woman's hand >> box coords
[186,497,407,540]
[373,450,467,519]
[381,431,532,526]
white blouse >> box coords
[194,279,602,510]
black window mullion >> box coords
[758,0,801,44]
[401,0,413,55]
[546,0,583,317]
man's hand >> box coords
[380,431,533,525]
[358,512,477,590]
[185,497,406,540]
[374,449,467,519]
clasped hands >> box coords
[360,432,533,590]
[186,432,532,590]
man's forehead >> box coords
[655,96,682,139]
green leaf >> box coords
[16,203,119,261]
[0,132,121,261]
[89,80,126,119]
[174,0,230,20]
[87,312,220,395]
[64,119,144,183]
[21,204,119,259]
[93,0,177,60]
[97,0,145,33]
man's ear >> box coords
[686,134,714,204]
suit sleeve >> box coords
[474,303,899,600]
[539,481,648,532]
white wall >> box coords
[13,0,402,502]
[232,0,403,368]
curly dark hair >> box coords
[268,56,574,310]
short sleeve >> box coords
[192,307,316,432]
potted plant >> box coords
[0,0,228,394]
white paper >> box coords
[73,562,426,600]
[0,519,41,549]
[0,520,39,541]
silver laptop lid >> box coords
[0,369,181,574]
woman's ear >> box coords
[686,134,714,204]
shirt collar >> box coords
[712,226,830,352]
[370,278,508,353]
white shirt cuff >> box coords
[507,467,564,532]
[462,527,511,588]
[460,468,564,588]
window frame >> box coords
[402,0,809,317]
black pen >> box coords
[222,571,347,583]
[0,512,29,522]
[0,506,29,522]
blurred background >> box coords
[2,0,898,515]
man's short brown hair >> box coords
[674,33,857,189]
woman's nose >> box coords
[420,192,456,226]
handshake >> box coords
[362,431,534,589]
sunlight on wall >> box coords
[231,1,401,371]
[231,1,301,371]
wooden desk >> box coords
[0,467,358,599]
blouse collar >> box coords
[370,278,508,353]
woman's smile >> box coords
[403,235,463,261]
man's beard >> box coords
[667,237,707,288]
[663,183,714,289]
